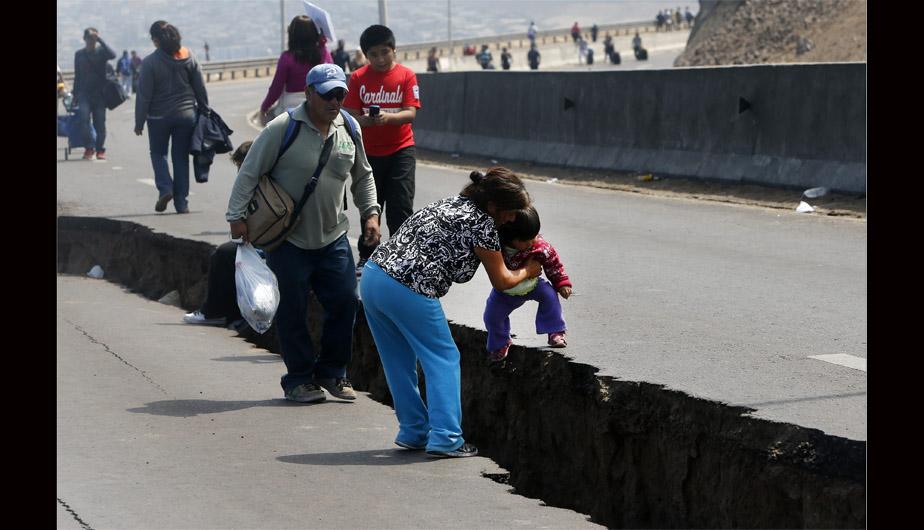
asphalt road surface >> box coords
[57,75,867,444]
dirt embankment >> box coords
[675,0,867,66]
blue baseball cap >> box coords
[306,64,348,95]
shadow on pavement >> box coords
[277,448,432,466]
[211,354,281,364]
[127,398,316,417]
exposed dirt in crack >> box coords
[57,215,866,528]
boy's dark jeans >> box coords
[358,145,416,261]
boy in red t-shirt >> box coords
[344,25,421,276]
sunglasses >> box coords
[317,88,346,102]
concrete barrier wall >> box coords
[413,62,867,193]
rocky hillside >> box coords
[675,0,866,66]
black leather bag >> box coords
[102,77,127,110]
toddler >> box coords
[483,205,572,362]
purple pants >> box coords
[483,278,566,352]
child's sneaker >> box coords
[548,332,567,348]
[487,340,512,363]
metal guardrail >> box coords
[59,20,684,84]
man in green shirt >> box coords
[227,64,381,404]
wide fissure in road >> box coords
[57,215,865,529]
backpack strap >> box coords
[265,109,302,178]
[339,108,360,146]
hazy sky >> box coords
[57,0,695,68]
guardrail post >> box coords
[219,71,223,81]
[231,70,235,80]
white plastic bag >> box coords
[235,242,280,334]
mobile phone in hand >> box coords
[368,105,380,117]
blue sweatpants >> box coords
[360,261,464,452]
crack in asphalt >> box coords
[57,498,94,530]
[64,318,168,395]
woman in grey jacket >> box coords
[134,20,209,214]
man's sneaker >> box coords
[355,257,368,278]
[316,378,356,400]
[395,440,426,451]
[427,443,479,458]
[82,148,96,160]
[487,340,512,363]
[548,332,567,348]
[176,206,190,214]
[155,193,173,212]
[284,383,326,403]
[183,310,226,326]
[95,150,106,160]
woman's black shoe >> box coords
[426,443,478,458]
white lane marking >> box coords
[135,178,195,195]
[808,354,866,372]
[112,166,123,170]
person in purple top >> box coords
[260,15,332,125]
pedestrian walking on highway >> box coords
[571,21,581,42]
[591,23,599,42]
[227,63,381,404]
[527,43,541,70]
[685,6,695,27]
[130,50,142,93]
[134,20,210,214]
[674,7,683,28]
[260,15,333,126]
[203,41,210,61]
[527,21,537,45]
[344,24,421,277]
[349,47,368,71]
[426,47,440,72]
[476,44,494,69]
[73,27,116,161]
[360,167,541,458]
[632,31,643,52]
[333,39,350,72]
[184,141,254,327]
[117,50,133,99]
[500,47,512,70]
[578,37,588,64]
[603,33,618,64]
[482,205,572,362]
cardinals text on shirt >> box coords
[360,84,415,105]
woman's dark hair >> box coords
[460,166,530,213]
[150,21,182,56]
[497,205,540,246]
[230,141,253,169]
[288,16,321,65]
[360,24,396,54]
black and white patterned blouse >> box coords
[371,195,501,298]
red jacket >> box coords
[503,235,572,290]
